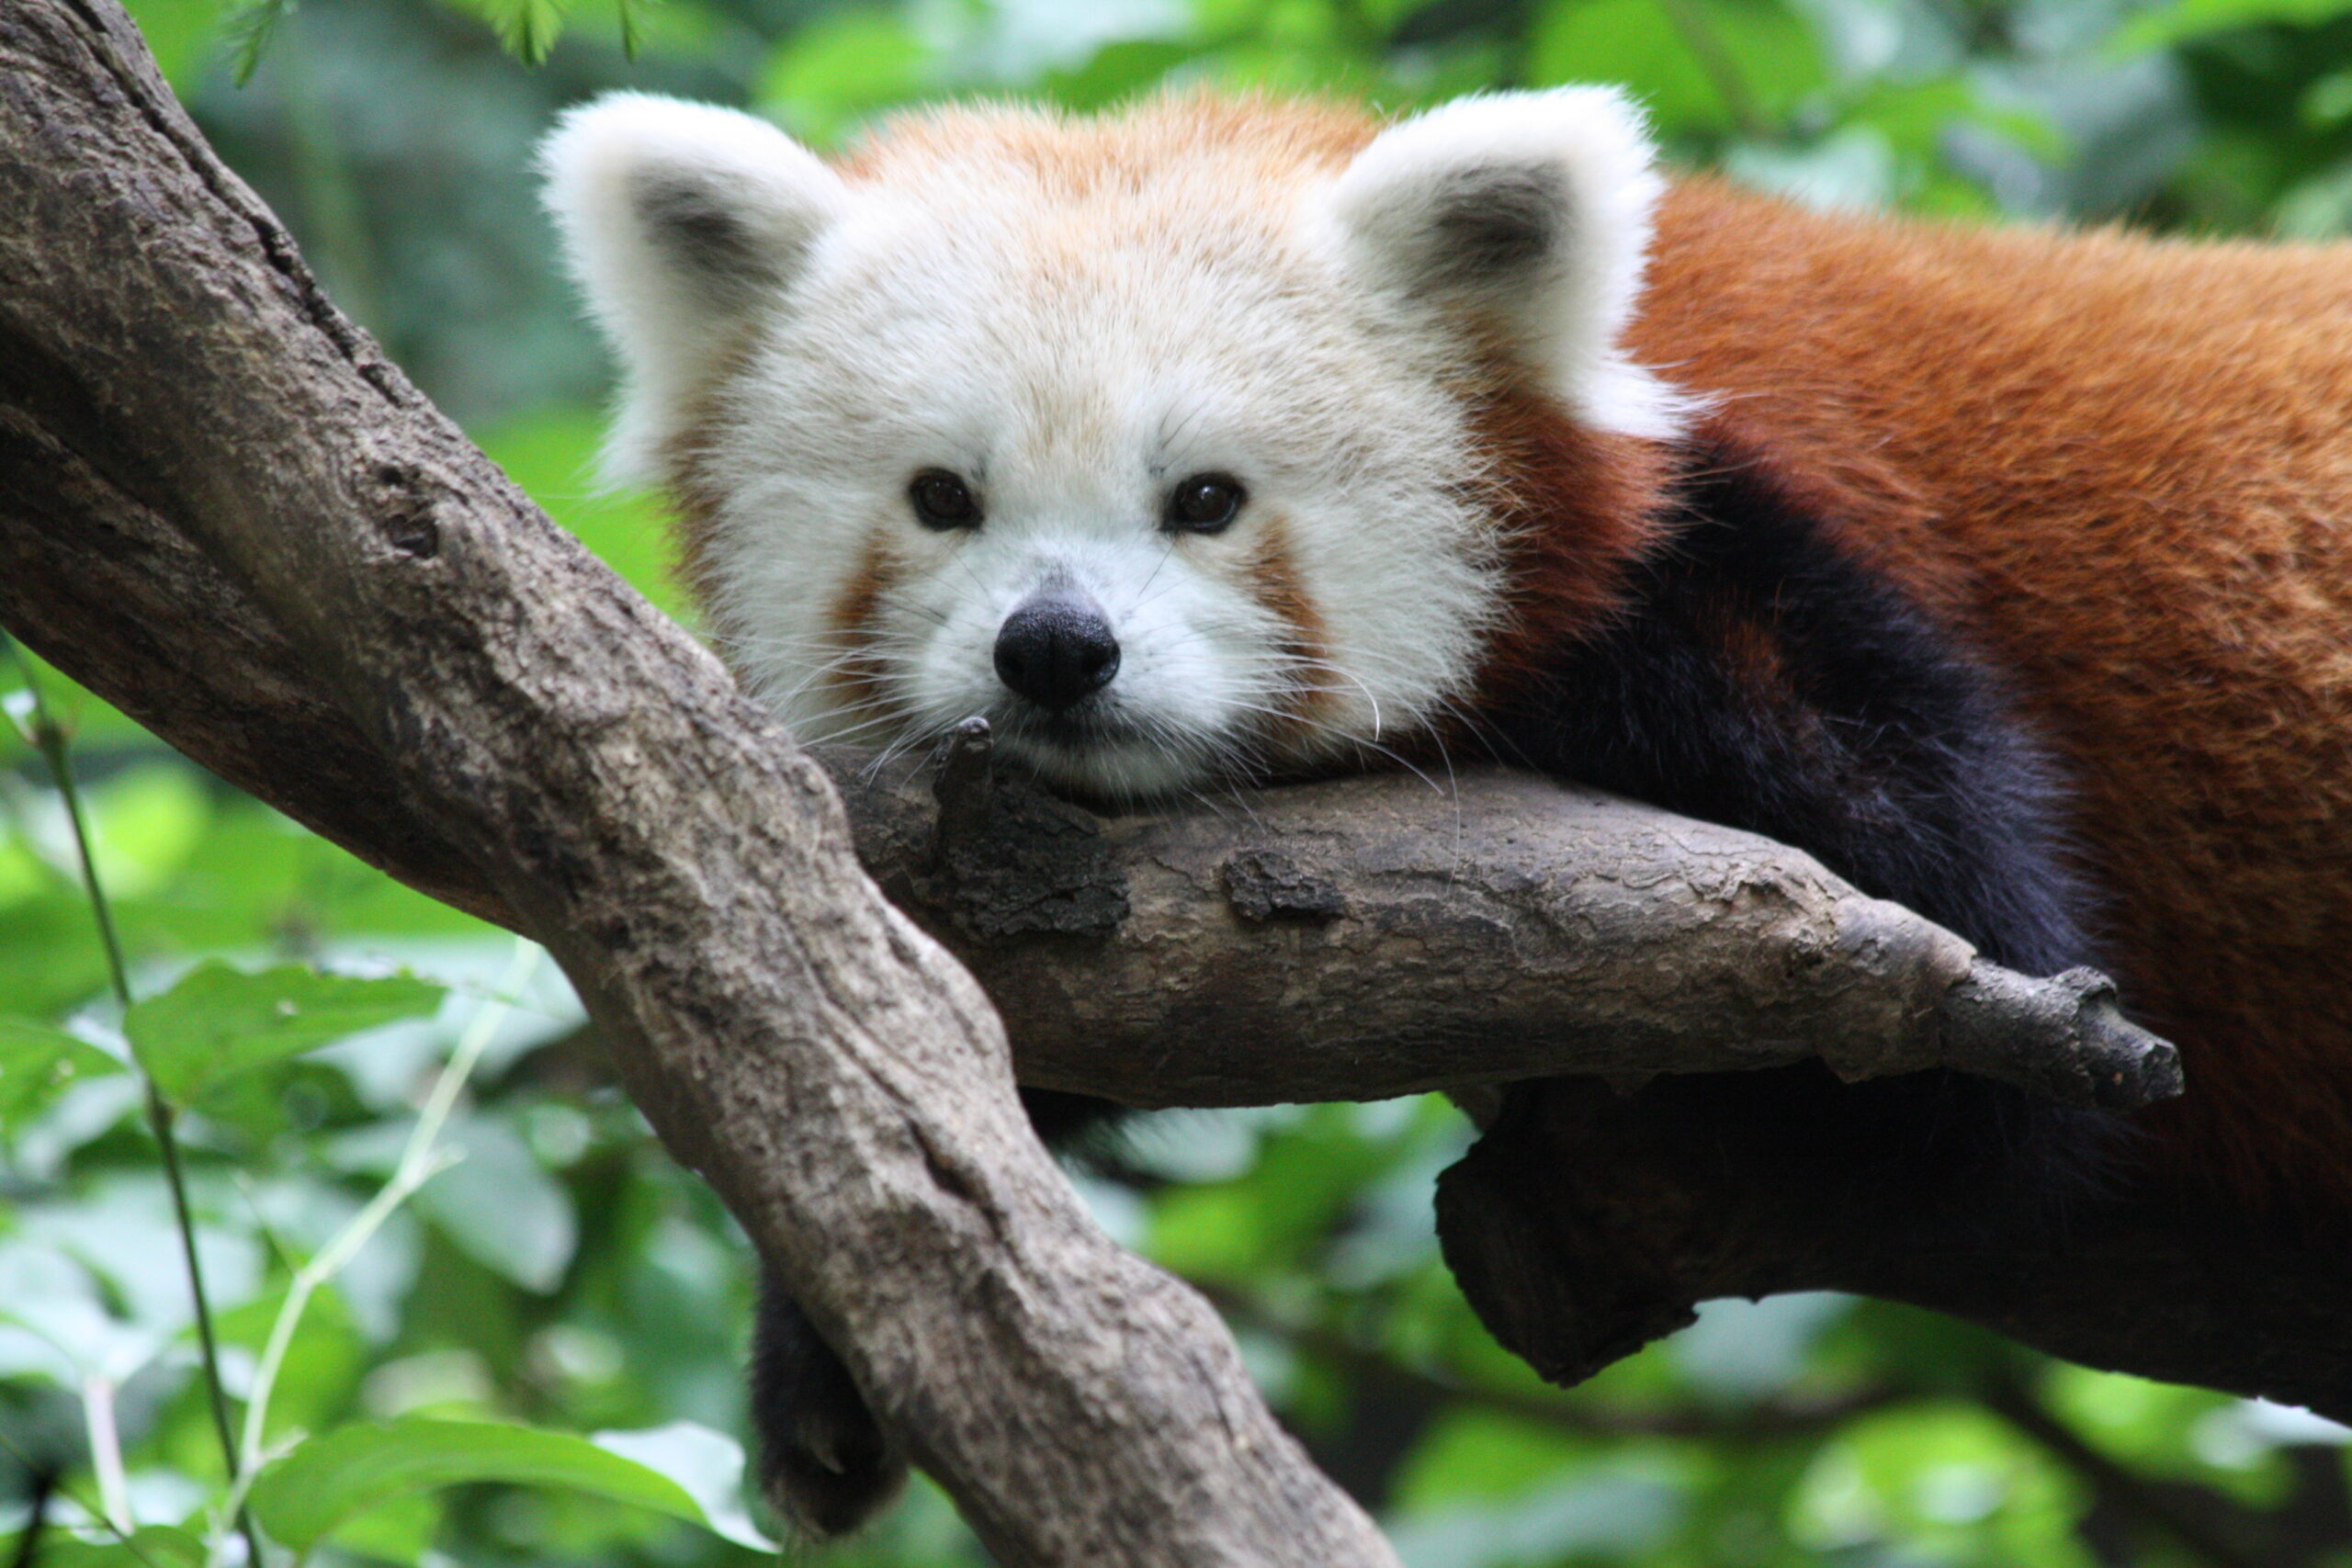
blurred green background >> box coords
[7,0,2352,1563]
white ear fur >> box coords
[539,93,849,482]
[1320,87,1688,441]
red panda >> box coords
[541,88,2352,1533]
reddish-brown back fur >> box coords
[1464,373,1674,703]
[1631,180,2352,1217]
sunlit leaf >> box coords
[81,762,210,900]
[1529,0,1828,138]
[1038,39,1204,109]
[2113,0,2352,52]
[594,1421,777,1551]
[476,408,689,621]
[1793,1400,2096,1565]
[248,1417,754,1551]
[39,1526,206,1567]
[0,1017,124,1131]
[414,1113,579,1292]
[758,8,932,145]
[23,1177,265,1337]
[118,0,223,89]
[125,960,444,1103]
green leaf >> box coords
[223,0,297,85]
[324,1490,441,1564]
[125,960,443,1103]
[1392,1407,1599,1510]
[0,1017,124,1130]
[415,1114,578,1292]
[757,8,932,145]
[39,1526,207,1567]
[1528,0,1827,138]
[247,1417,758,1551]
[594,1422,777,1551]
[1038,39,1204,111]
[118,0,222,89]
[1389,1468,1683,1566]
[2113,0,2352,53]
[476,408,690,621]
[439,0,576,62]
[1792,1401,2096,1564]
[614,0,650,57]
[82,762,210,900]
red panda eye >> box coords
[909,469,980,529]
[1164,473,1246,534]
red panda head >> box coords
[542,89,1686,798]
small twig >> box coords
[6,1460,55,1568]
[78,1375,130,1534]
[929,716,996,854]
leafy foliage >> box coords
[126,963,446,1106]
[10,0,2352,1562]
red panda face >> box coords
[542,90,1685,797]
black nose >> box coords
[993,592,1121,712]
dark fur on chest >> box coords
[1491,441,2086,977]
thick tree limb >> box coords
[826,732,2175,1111]
[3,0,2343,1532]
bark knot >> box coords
[366,460,440,558]
[1222,849,1347,923]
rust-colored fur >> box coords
[1631,181,2352,1215]
[1463,374,1674,701]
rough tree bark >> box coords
[2,2,2345,1559]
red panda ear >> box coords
[1318,87,1686,441]
[539,94,848,481]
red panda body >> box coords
[1630,184,2352,1214]
[543,90,2352,1533]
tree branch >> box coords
[827,729,2175,1111]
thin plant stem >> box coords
[4,636,264,1567]
[6,1462,54,1568]
[0,1427,165,1568]
[208,940,541,1567]
[79,1376,130,1534]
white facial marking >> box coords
[542,90,1679,797]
